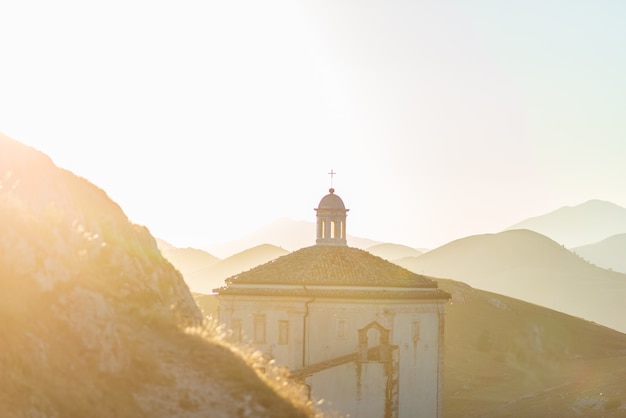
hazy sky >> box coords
[2,1,625,250]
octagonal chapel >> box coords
[215,187,450,418]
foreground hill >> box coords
[205,218,381,258]
[365,243,423,261]
[505,199,626,247]
[0,135,315,417]
[183,244,289,294]
[395,229,626,334]
[572,233,626,274]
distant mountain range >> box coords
[204,218,381,258]
[505,199,626,248]
[365,243,423,261]
[162,240,426,295]
[163,243,289,294]
[572,233,626,274]
[162,199,626,334]
[395,229,626,333]
[157,239,221,276]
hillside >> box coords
[184,244,290,294]
[440,279,626,417]
[505,199,626,247]
[365,243,423,261]
[0,135,316,417]
[572,233,626,274]
[395,229,626,334]
[205,218,381,258]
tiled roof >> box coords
[214,287,450,299]
[219,245,438,288]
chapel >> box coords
[214,186,450,418]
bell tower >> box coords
[315,170,349,246]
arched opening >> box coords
[358,322,390,362]
[366,327,381,361]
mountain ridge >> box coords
[505,199,626,247]
[572,233,626,274]
[184,243,289,294]
[204,217,381,258]
[395,229,626,334]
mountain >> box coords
[366,243,423,261]
[184,244,289,294]
[205,218,381,258]
[0,134,315,417]
[572,233,626,274]
[192,279,626,417]
[395,229,626,334]
[160,246,221,277]
[505,199,626,247]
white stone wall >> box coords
[217,294,444,418]
[392,305,443,418]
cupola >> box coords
[315,188,349,246]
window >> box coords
[412,320,420,343]
[278,320,289,345]
[231,319,242,342]
[254,315,266,343]
[336,319,346,339]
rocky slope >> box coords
[0,134,315,417]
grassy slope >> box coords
[440,278,626,417]
[0,135,318,418]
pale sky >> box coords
[1,0,625,250]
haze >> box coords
[1,0,625,250]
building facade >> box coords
[215,188,450,417]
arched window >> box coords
[358,321,390,362]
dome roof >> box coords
[317,188,346,210]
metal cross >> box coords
[328,169,336,188]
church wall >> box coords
[310,362,387,418]
[392,304,443,418]
[306,299,367,365]
[216,295,308,369]
[306,298,444,418]
[218,295,445,418]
